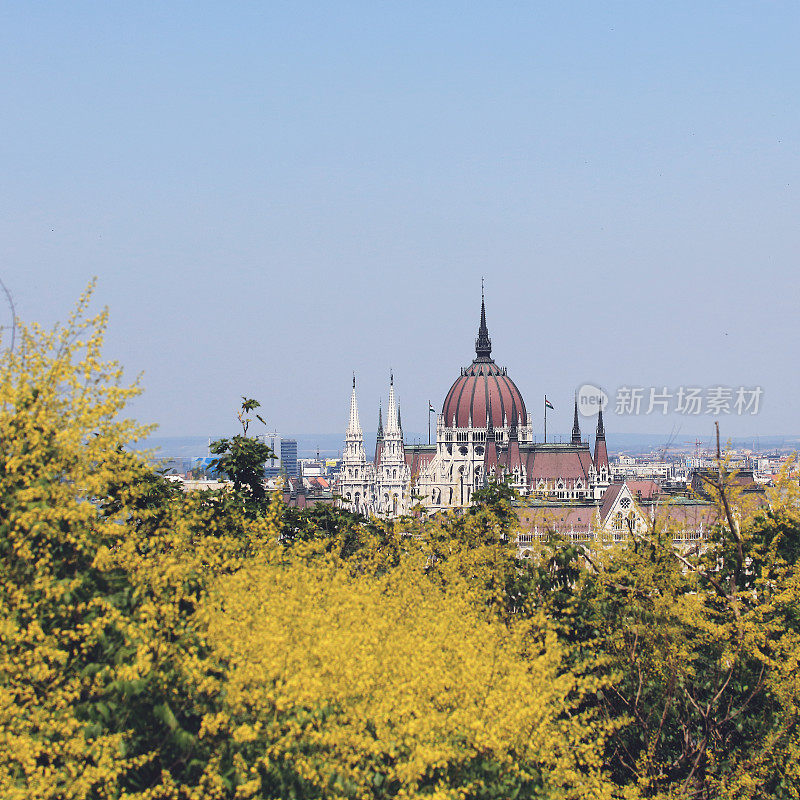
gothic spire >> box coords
[571,396,582,444]
[386,372,400,434]
[347,374,362,436]
[486,396,495,438]
[376,403,384,440]
[474,279,492,361]
[596,406,605,440]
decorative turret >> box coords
[593,407,609,471]
[571,396,582,445]
[379,371,405,467]
[344,375,366,463]
[339,375,370,515]
[377,371,407,516]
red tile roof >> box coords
[517,504,597,533]
[525,447,593,481]
[404,447,436,476]
[598,482,625,520]
[626,479,661,501]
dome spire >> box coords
[475,278,492,361]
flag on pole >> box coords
[545,397,554,410]
[429,403,436,413]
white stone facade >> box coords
[338,375,410,517]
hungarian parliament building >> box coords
[336,294,612,517]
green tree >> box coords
[209,397,274,513]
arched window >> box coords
[393,469,397,479]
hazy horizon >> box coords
[140,432,800,463]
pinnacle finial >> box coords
[596,406,605,440]
[571,394,582,444]
[352,372,356,389]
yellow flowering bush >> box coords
[201,543,616,800]
[0,287,277,799]
[0,285,152,798]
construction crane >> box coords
[685,439,704,462]
[657,425,680,461]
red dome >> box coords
[443,290,527,429]
[442,360,527,429]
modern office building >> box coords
[258,432,281,478]
[280,438,298,478]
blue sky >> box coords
[1,2,798,440]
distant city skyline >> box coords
[2,3,798,438]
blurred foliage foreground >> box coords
[1,291,800,800]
